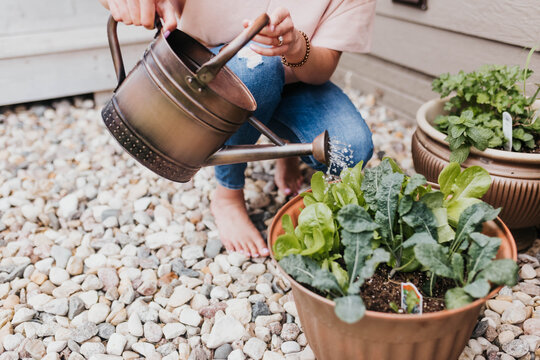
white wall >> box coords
[0,0,154,106]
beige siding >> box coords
[334,0,540,120]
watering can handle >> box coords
[107,15,162,87]
[195,13,269,86]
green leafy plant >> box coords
[432,50,540,163]
[274,159,518,323]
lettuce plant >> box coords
[274,159,518,323]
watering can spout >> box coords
[204,130,330,167]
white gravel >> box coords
[0,94,533,360]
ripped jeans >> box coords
[212,48,374,190]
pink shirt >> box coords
[178,0,376,53]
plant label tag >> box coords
[401,282,423,315]
[502,112,513,152]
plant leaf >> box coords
[298,203,335,239]
[278,255,320,286]
[449,145,470,164]
[451,166,492,200]
[374,173,405,244]
[337,204,379,233]
[452,252,464,285]
[332,182,359,208]
[402,233,437,248]
[404,174,427,195]
[445,287,473,309]
[330,261,349,291]
[358,248,391,284]
[414,243,455,279]
[463,278,490,298]
[335,295,366,324]
[438,162,461,196]
[300,228,326,256]
[453,203,500,250]
[282,214,295,235]
[311,171,326,202]
[273,234,302,260]
[402,201,439,241]
[341,230,374,281]
[312,268,343,295]
[361,158,399,211]
[467,232,501,280]
[478,259,518,286]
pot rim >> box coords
[268,192,518,322]
[416,98,540,164]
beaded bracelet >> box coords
[281,30,311,68]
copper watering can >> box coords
[101,13,330,183]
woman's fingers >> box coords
[109,0,132,24]
[156,0,177,32]
[268,7,290,32]
[249,43,290,57]
[140,0,156,29]
[126,0,141,26]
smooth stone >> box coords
[128,313,144,337]
[502,339,529,357]
[214,344,233,359]
[487,300,512,315]
[227,350,245,360]
[163,323,186,339]
[280,323,300,341]
[227,253,248,267]
[97,323,116,340]
[25,339,46,359]
[281,341,300,354]
[132,342,156,358]
[243,338,267,360]
[283,302,298,318]
[262,351,285,360]
[72,322,99,343]
[107,333,127,356]
[12,307,36,325]
[255,326,271,342]
[498,330,515,345]
[68,296,86,320]
[204,239,223,258]
[51,246,72,269]
[3,334,24,351]
[88,303,110,324]
[520,334,540,352]
[299,346,316,360]
[225,299,252,325]
[210,286,230,300]
[80,342,106,358]
[524,318,540,336]
[168,286,195,308]
[206,316,245,349]
[97,268,119,291]
[252,302,271,321]
[143,322,162,343]
[49,267,70,285]
[43,298,69,316]
[182,245,204,261]
[58,193,78,219]
[501,304,527,324]
[521,264,537,280]
[179,308,202,327]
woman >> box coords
[99,0,376,258]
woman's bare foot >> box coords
[274,157,303,196]
[210,185,270,257]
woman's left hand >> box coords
[244,7,305,62]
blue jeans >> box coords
[213,50,374,190]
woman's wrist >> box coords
[282,29,306,64]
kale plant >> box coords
[273,159,518,323]
[432,50,540,162]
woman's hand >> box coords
[245,7,306,64]
[98,0,178,33]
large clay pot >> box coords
[412,98,540,247]
[268,194,517,360]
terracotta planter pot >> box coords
[412,98,540,233]
[268,194,517,360]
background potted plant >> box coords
[411,50,540,249]
[268,159,518,360]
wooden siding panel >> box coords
[370,16,540,88]
[376,0,540,49]
[0,0,109,35]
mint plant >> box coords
[432,51,540,163]
[273,159,518,323]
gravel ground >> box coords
[0,93,537,360]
